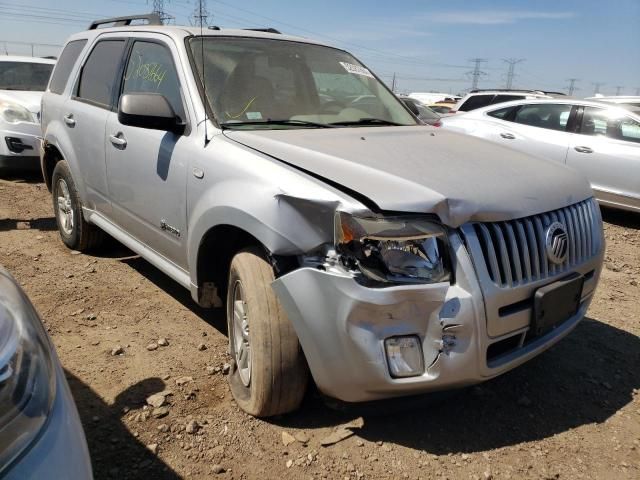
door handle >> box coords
[573,147,593,153]
[500,132,515,139]
[574,146,593,154]
[63,114,75,127]
[109,133,127,149]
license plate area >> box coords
[532,274,584,337]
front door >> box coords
[105,38,191,267]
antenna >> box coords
[194,0,210,146]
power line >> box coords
[191,0,209,27]
[467,58,488,90]
[566,78,579,95]
[592,82,606,95]
[149,0,174,24]
[502,58,525,89]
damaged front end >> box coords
[271,210,489,403]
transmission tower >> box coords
[566,78,579,96]
[502,58,525,89]
[592,82,605,95]
[191,0,210,28]
[615,86,624,96]
[636,87,640,96]
[149,0,174,24]
[467,58,488,91]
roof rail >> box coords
[88,13,162,30]
[469,88,545,94]
[243,28,281,34]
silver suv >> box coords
[40,15,604,416]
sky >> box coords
[1,0,638,96]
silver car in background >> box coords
[441,98,640,213]
[0,266,92,479]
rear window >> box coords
[458,94,495,112]
[76,40,126,107]
[49,39,87,94]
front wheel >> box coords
[51,160,104,252]
[226,247,308,416]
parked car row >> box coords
[440,97,640,213]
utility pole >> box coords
[566,78,579,96]
[191,0,210,28]
[467,58,488,91]
[391,73,396,93]
[592,82,605,95]
[150,0,174,24]
[615,86,624,96]
[502,58,525,89]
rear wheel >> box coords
[52,160,104,252]
[226,247,308,416]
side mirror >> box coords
[118,93,185,134]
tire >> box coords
[226,247,308,416]
[51,160,104,252]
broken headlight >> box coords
[335,212,450,285]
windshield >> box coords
[188,37,417,129]
[0,61,54,91]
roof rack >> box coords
[243,28,281,34]
[88,14,162,30]
[468,88,567,96]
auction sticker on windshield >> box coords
[339,62,374,78]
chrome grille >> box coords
[471,198,601,287]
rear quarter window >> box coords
[458,94,495,112]
[49,39,87,95]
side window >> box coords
[513,104,573,131]
[487,106,514,119]
[122,41,185,120]
[619,118,640,143]
[458,94,495,112]
[581,107,640,144]
[76,40,126,107]
[49,39,87,94]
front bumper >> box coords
[0,121,41,170]
[272,230,603,403]
[3,361,93,480]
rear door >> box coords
[566,106,640,209]
[105,36,191,267]
[65,37,127,214]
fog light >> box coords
[385,336,424,378]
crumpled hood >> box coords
[224,126,593,227]
[0,90,43,115]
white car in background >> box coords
[0,56,55,172]
[586,95,640,113]
[441,98,640,213]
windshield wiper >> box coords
[220,119,335,129]
[328,118,403,127]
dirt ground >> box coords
[1,172,638,480]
